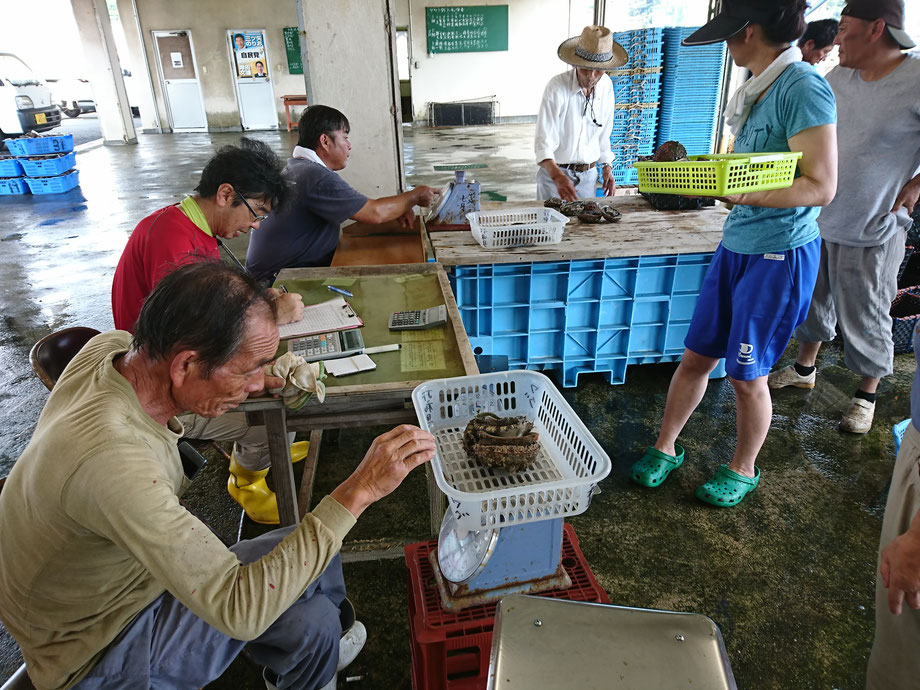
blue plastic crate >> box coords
[0,158,23,177]
[0,177,29,195]
[18,151,76,177]
[894,419,911,454]
[5,134,74,157]
[451,253,715,386]
[24,170,80,195]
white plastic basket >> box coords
[413,371,611,531]
[467,207,569,249]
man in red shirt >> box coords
[112,138,307,525]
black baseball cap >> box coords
[682,0,781,46]
[841,0,915,49]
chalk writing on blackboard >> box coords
[425,6,509,54]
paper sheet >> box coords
[400,329,445,342]
[277,297,362,338]
[323,354,376,377]
[400,342,446,371]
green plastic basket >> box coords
[633,152,802,196]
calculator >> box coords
[286,329,365,362]
[388,305,448,331]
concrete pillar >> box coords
[115,0,161,132]
[294,0,403,196]
[70,0,137,145]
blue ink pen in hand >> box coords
[327,285,354,297]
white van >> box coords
[0,53,61,139]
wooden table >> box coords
[281,94,308,131]
[241,263,478,528]
[331,217,426,266]
[428,196,728,266]
[427,195,730,387]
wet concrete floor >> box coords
[0,123,911,688]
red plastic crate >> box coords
[406,523,609,690]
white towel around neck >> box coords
[724,46,802,136]
[292,145,327,168]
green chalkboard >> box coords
[426,5,508,54]
[283,26,303,75]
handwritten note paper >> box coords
[277,297,362,339]
[401,342,445,371]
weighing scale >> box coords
[412,371,611,611]
[426,164,486,230]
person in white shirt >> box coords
[534,25,627,201]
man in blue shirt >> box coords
[246,106,439,285]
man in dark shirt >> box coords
[245,105,439,284]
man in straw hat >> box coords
[768,0,920,438]
[534,26,627,201]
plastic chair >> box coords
[29,327,101,391]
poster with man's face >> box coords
[232,31,269,80]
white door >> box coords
[153,31,207,131]
[229,30,278,130]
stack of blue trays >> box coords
[607,28,665,185]
[656,27,726,156]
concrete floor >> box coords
[0,123,910,689]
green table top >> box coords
[275,270,470,389]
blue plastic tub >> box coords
[18,151,76,177]
[451,252,716,386]
[0,158,24,177]
[0,177,29,195]
[5,134,75,157]
[24,170,80,195]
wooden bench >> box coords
[281,95,308,132]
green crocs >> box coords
[695,465,760,507]
[630,444,685,487]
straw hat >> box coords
[557,26,628,70]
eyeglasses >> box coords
[236,192,269,222]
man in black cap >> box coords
[769,0,920,437]
[534,26,628,201]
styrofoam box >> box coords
[412,370,611,531]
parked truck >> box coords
[0,53,61,139]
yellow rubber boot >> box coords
[290,440,310,464]
[227,454,280,525]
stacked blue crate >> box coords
[607,28,664,186]
[0,156,27,195]
[657,27,726,156]
[5,134,80,195]
[451,252,716,387]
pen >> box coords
[278,285,288,294]
[327,285,354,297]
[363,344,401,355]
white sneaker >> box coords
[840,397,875,434]
[337,620,367,672]
[767,364,816,390]
[264,620,366,690]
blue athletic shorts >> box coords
[684,237,821,381]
